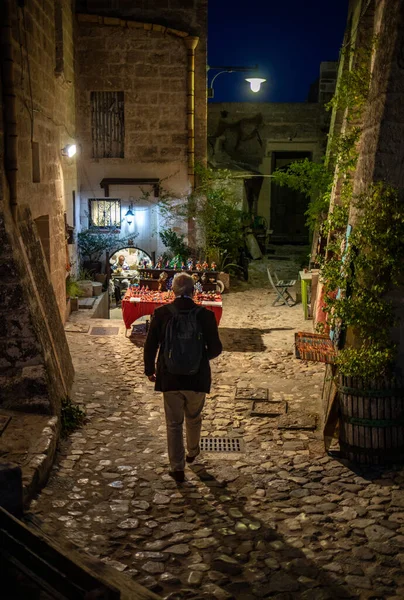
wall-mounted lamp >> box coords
[61,143,77,157]
[245,78,266,93]
[125,205,134,225]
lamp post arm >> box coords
[210,70,232,88]
[208,65,258,72]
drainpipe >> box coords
[183,36,199,190]
[183,36,199,248]
[0,0,18,219]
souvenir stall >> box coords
[121,257,223,334]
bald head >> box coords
[172,272,194,297]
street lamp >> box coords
[207,65,266,98]
[246,78,266,93]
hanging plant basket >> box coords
[337,374,404,465]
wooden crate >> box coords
[295,331,336,364]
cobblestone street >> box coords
[31,281,404,600]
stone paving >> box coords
[31,283,404,600]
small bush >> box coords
[61,397,86,438]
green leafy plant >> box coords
[77,228,136,262]
[271,159,333,232]
[61,397,86,438]
[321,183,404,379]
[159,229,191,259]
[65,276,84,298]
[158,164,246,275]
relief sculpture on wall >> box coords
[208,113,264,171]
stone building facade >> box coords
[75,1,207,259]
[0,1,207,418]
[208,99,328,243]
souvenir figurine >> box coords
[165,261,170,268]
[181,262,186,270]
[158,271,168,291]
[187,258,194,271]
[196,261,202,271]
[192,273,199,283]
[211,261,217,271]
[202,261,209,271]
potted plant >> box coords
[66,275,84,311]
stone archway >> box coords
[106,245,153,274]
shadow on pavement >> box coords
[172,463,358,600]
[219,328,294,353]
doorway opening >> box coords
[270,151,312,243]
[108,246,153,320]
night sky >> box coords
[208,0,349,103]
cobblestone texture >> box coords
[32,285,404,600]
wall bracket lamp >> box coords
[61,143,77,157]
[207,65,265,98]
[125,204,134,225]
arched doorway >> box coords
[107,246,154,315]
[108,246,153,271]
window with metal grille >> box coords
[89,199,121,229]
[91,91,124,158]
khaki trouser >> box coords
[163,390,206,471]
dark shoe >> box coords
[186,448,200,464]
[169,470,185,483]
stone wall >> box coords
[208,102,326,235]
[75,3,207,257]
[0,0,75,414]
[75,0,207,163]
[10,0,78,317]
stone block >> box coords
[77,13,100,23]
[0,463,23,517]
[160,147,184,159]
[133,78,162,92]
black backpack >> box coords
[164,305,204,375]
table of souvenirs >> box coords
[122,289,223,333]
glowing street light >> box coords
[245,78,266,93]
[207,65,265,98]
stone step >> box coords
[1,395,51,414]
[0,365,49,408]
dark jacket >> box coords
[143,296,222,393]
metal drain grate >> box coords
[90,327,119,336]
[200,437,244,453]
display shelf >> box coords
[138,268,218,292]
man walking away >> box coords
[144,272,222,482]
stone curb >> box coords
[22,415,59,506]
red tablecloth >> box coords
[122,298,222,329]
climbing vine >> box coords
[322,183,404,379]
